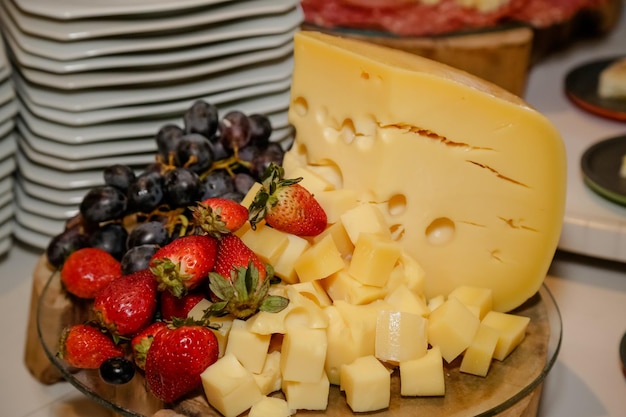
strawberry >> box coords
[60,247,121,299]
[131,321,167,370]
[58,323,124,369]
[144,320,219,403]
[248,163,327,236]
[191,197,249,237]
[160,289,206,321]
[150,235,218,298]
[206,235,288,320]
[213,233,267,283]
[93,269,158,338]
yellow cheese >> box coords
[289,280,333,307]
[340,355,391,412]
[334,299,393,358]
[252,350,282,395]
[312,221,354,258]
[448,285,494,319]
[248,396,294,417]
[280,327,327,383]
[348,232,402,288]
[459,323,500,377]
[239,222,289,265]
[224,319,270,374]
[314,188,360,224]
[239,181,263,209]
[427,297,480,363]
[282,371,330,411]
[246,285,328,335]
[286,31,566,312]
[201,353,263,417]
[322,266,387,305]
[375,309,428,364]
[323,305,361,385]
[293,233,345,282]
[339,203,391,245]
[399,345,445,396]
[271,232,311,284]
[384,251,426,296]
[481,310,530,360]
[384,284,430,317]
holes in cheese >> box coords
[286,31,566,312]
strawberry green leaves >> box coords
[206,261,288,320]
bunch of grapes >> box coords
[46,100,286,274]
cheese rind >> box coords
[286,31,566,312]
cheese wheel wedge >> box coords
[285,31,566,312]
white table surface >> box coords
[2,8,626,417]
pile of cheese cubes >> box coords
[190,162,531,417]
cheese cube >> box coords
[481,311,530,360]
[239,181,263,209]
[294,234,345,282]
[281,327,327,383]
[448,285,493,319]
[239,222,289,265]
[384,284,430,317]
[384,251,426,295]
[271,233,311,284]
[201,353,263,417]
[252,351,282,395]
[323,305,361,385]
[282,371,330,411]
[246,285,328,335]
[288,165,335,194]
[428,294,445,312]
[340,203,391,245]
[287,31,566,312]
[428,297,480,363]
[375,309,428,364]
[224,319,270,374]
[400,346,445,396]
[340,355,390,412]
[312,221,354,258]
[322,267,387,305]
[334,300,393,358]
[459,323,500,376]
[348,232,402,287]
[248,396,294,417]
[314,188,360,224]
[289,280,332,307]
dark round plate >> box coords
[565,57,626,122]
[581,134,626,206]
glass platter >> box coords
[38,269,562,417]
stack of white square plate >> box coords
[0,35,17,256]
[0,0,302,249]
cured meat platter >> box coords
[301,0,623,96]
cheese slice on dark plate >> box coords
[284,31,566,312]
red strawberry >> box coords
[205,233,288,320]
[213,233,267,282]
[160,290,206,321]
[93,269,158,338]
[192,197,249,237]
[150,235,218,298]
[131,321,167,370]
[248,163,327,236]
[60,247,121,299]
[144,321,219,403]
[58,323,124,369]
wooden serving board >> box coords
[24,254,551,417]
